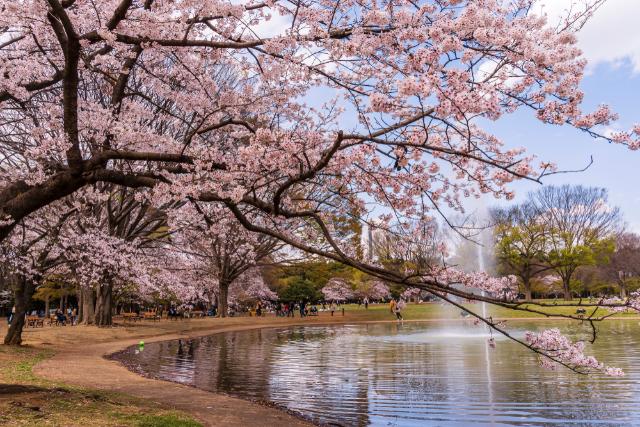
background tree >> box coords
[530,185,621,301]
[321,278,355,303]
[1,204,73,344]
[600,232,640,299]
[491,203,554,301]
[268,259,354,302]
[32,275,74,317]
[62,187,170,326]
[172,203,281,317]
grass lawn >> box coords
[339,300,639,321]
[0,346,202,427]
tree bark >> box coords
[523,277,532,302]
[618,279,628,299]
[4,277,36,345]
[562,277,572,301]
[44,295,50,318]
[80,286,95,325]
[94,282,112,326]
[217,281,229,318]
[0,172,87,243]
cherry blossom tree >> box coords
[321,277,354,302]
[169,202,281,317]
[355,279,390,301]
[0,0,637,372]
[0,202,74,344]
[59,186,170,325]
[228,268,278,307]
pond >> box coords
[114,320,640,426]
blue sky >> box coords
[253,0,640,231]
[488,61,640,231]
[486,0,640,231]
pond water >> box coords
[115,320,640,426]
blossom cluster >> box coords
[525,328,624,376]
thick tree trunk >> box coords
[523,277,532,302]
[562,278,572,301]
[619,279,628,299]
[4,277,36,345]
[44,295,50,318]
[208,291,216,314]
[80,287,95,325]
[0,170,88,243]
[217,282,229,318]
[94,282,112,327]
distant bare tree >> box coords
[530,185,622,300]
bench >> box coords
[142,312,160,321]
[122,312,142,322]
[25,316,44,328]
[47,314,67,326]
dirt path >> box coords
[32,327,312,426]
[17,314,404,427]
[25,317,333,427]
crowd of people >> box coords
[6,306,78,326]
[6,298,409,326]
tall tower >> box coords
[367,224,373,262]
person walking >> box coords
[364,297,369,310]
[299,300,306,317]
[8,305,15,325]
[395,299,404,322]
[330,301,337,317]
[389,298,396,314]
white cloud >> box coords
[236,1,640,74]
[538,0,640,73]
[249,10,290,38]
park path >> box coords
[30,319,322,427]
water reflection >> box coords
[116,321,640,426]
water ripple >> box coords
[115,321,640,426]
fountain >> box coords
[476,220,495,420]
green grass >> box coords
[0,346,203,427]
[339,300,638,321]
[122,414,202,427]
